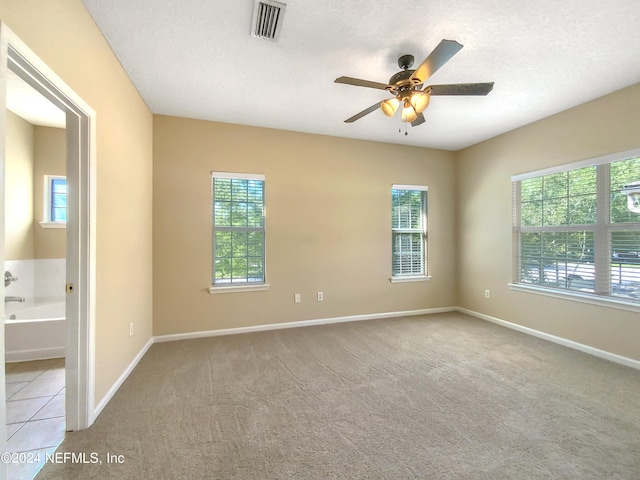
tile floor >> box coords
[5,358,65,480]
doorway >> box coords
[4,68,68,471]
[0,21,96,456]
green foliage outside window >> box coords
[516,157,640,302]
[611,157,640,224]
[213,177,265,284]
[392,188,427,276]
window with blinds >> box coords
[212,172,265,286]
[392,185,428,277]
[513,156,640,304]
[44,175,67,224]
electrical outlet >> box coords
[294,293,301,303]
[129,322,134,336]
[484,290,491,299]
[317,292,324,301]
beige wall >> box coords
[33,125,66,259]
[0,0,154,406]
[6,119,67,261]
[457,82,640,361]
[5,109,34,260]
[153,116,457,335]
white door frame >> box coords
[0,22,96,439]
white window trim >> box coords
[209,283,270,294]
[210,172,267,291]
[390,275,432,283]
[391,184,429,279]
[211,171,265,181]
[512,148,640,309]
[392,184,429,192]
[39,222,66,229]
[40,174,66,228]
[509,283,640,314]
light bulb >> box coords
[410,91,430,113]
[381,98,400,117]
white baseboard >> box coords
[5,347,65,363]
[154,307,456,343]
[92,337,154,422]
[458,307,640,371]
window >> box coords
[513,154,640,306]
[211,172,266,292]
[391,185,429,281]
[41,175,67,228]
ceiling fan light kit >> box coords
[410,91,430,113]
[401,99,418,123]
[334,39,494,132]
[381,98,399,117]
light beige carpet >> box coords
[37,312,640,479]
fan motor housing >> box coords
[397,54,414,70]
[388,69,421,89]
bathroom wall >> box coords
[4,259,66,302]
[5,110,35,260]
[5,111,66,262]
[33,125,66,259]
[4,114,66,302]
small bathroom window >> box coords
[40,175,67,228]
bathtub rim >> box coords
[5,316,66,325]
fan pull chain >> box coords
[397,114,409,136]
[398,114,408,136]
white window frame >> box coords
[390,184,431,283]
[511,148,640,312]
[209,171,269,294]
[40,174,67,229]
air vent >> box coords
[251,0,286,42]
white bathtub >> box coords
[5,300,66,362]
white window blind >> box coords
[513,155,640,304]
[212,172,265,286]
[44,175,67,223]
[392,185,428,277]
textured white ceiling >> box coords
[83,0,640,151]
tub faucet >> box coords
[5,296,25,303]
[4,271,18,287]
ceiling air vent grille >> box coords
[251,0,286,42]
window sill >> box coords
[209,283,270,294]
[390,275,432,283]
[39,222,66,229]
[508,283,640,313]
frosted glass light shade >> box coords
[410,91,430,113]
[381,98,400,117]
[401,105,417,123]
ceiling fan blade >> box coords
[411,112,426,127]
[410,39,463,84]
[335,76,390,90]
[344,101,383,123]
[428,82,495,96]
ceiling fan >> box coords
[334,39,494,128]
